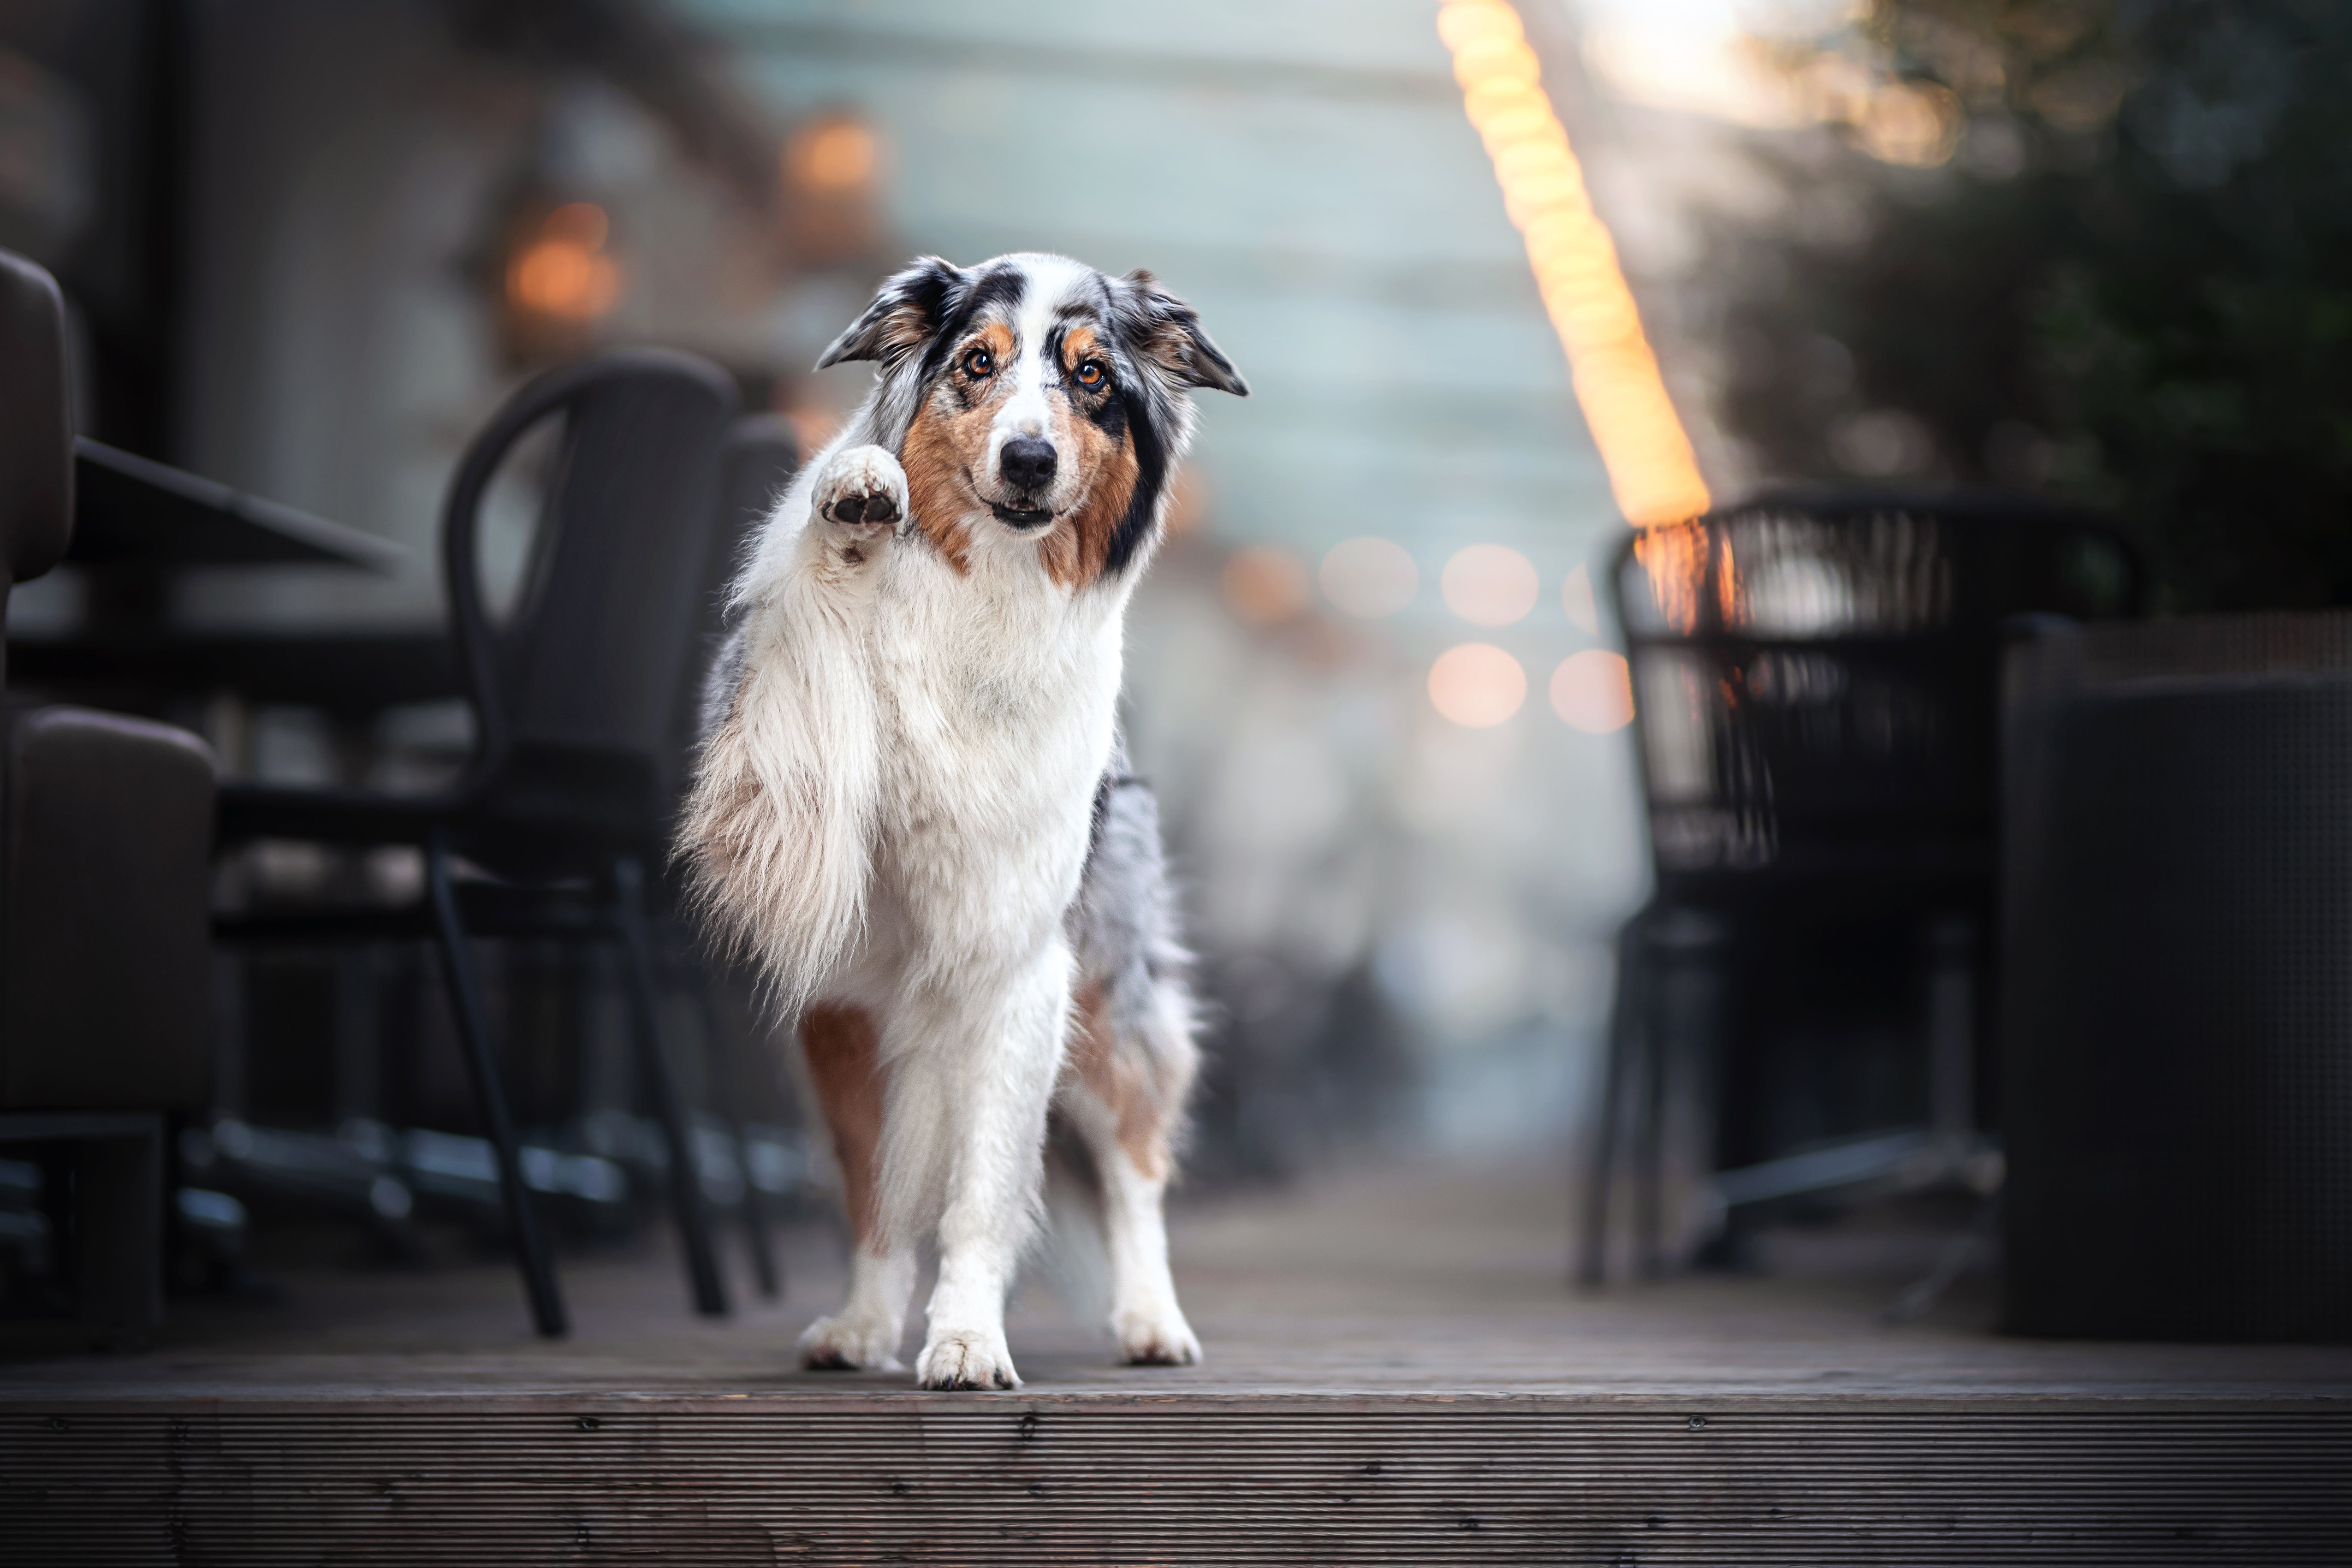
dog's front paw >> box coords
[1114,1306,1201,1368]
[799,1311,905,1372]
[916,1327,1020,1391]
[811,443,909,540]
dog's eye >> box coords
[962,347,993,379]
[1075,360,1105,387]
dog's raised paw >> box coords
[916,1329,1020,1391]
[1114,1307,1201,1368]
[811,443,909,540]
[798,1312,904,1372]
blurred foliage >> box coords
[1712,0,2352,609]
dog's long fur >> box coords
[679,253,1244,1390]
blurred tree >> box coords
[1711,0,2352,609]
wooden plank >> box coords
[4,1404,2349,1564]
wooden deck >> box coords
[6,1162,2350,1562]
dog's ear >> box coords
[815,256,969,371]
[1115,269,1248,397]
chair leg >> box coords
[1633,934,1670,1283]
[612,857,729,1318]
[426,832,567,1339]
[1578,918,1645,1288]
[696,974,781,1300]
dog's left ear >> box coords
[816,255,969,371]
[1115,269,1249,397]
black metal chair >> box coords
[1579,488,2144,1285]
[216,351,742,1337]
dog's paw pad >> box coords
[828,491,899,528]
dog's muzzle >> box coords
[992,438,1057,528]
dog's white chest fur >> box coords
[862,539,1128,966]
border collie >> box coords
[680,253,1247,1390]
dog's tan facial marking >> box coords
[900,321,1014,575]
[1037,324,1138,591]
[801,1003,886,1244]
[1066,980,1171,1180]
[1038,434,1136,591]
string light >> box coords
[1437,0,1711,626]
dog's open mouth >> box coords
[989,503,1054,529]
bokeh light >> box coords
[1429,643,1527,727]
[506,203,621,322]
[1442,544,1539,626]
[1437,0,1710,529]
[1221,545,1312,625]
[786,116,879,194]
[1550,649,1634,732]
[1853,82,1960,167]
[1319,536,1418,618]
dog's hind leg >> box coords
[796,1002,915,1370]
[1061,977,1202,1366]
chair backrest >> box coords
[443,350,739,835]
[1613,488,2144,894]
[0,248,74,654]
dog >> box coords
[679,252,1247,1390]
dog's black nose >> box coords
[1000,437,1057,493]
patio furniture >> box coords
[67,438,405,572]
[0,247,219,1336]
[1580,488,2144,1284]
[2002,612,2352,1342]
[215,350,743,1338]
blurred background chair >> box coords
[1,248,219,1339]
[1580,488,2144,1285]
[214,351,742,1338]
[2002,612,2352,1343]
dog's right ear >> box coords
[815,256,968,371]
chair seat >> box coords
[5,705,214,1113]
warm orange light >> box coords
[1437,0,1710,539]
[1551,649,1634,732]
[1633,517,1709,635]
[787,117,879,195]
[1429,643,1528,727]
[1441,543,1540,626]
[1222,545,1312,625]
[507,203,620,322]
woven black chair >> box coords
[1579,488,2144,1285]
[216,351,741,1337]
